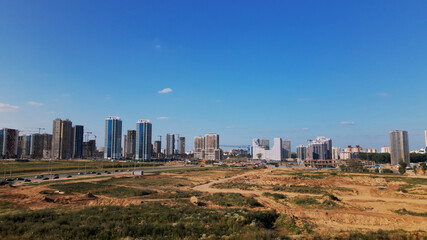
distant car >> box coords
[42,178,49,180]
[15,177,24,181]
[78,172,84,175]
[67,175,72,178]
[53,176,59,179]
[114,170,118,172]
[0,181,8,185]
[127,169,132,172]
[35,175,43,179]
[119,170,124,172]
[85,172,91,175]
[104,171,108,173]
[106,171,111,174]
[97,172,101,175]
[6,178,14,182]
[24,179,31,182]
[91,171,96,174]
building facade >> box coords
[281,140,291,159]
[104,117,122,160]
[307,136,332,160]
[205,134,220,160]
[51,118,73,159]
[179,137,185,154]
[381,146,391,153]
[73,125,84,158]
[0,128,19,158]
[389,130,410,165]
[296,145,307,163]
[166,134,175,158]
[194,136,205,159]
[252,138,282,162]
[135,120,152,161]
[126,130,136,159]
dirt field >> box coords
[1,167,426,238]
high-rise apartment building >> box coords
[259,139,270,149]
[42,134,52,159]
[73,125,84,158]
[21,135,32,159]
[125,130,136,159]
[0,128,19,158]
[281,140,291,159]
[136,120,152,161]
[205,134,220,160]
[297,145,307,162]
[194,136,205,159]
[306,136,332,160]
[179,137,185,154]
[51,119,73,159]
[166,134,175,158]
[153,141,161,154]
[104,117,122,160]
[253,138,282,162]
[380,146,391,153]
[389,130,410,165]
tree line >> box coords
[359,152,427,164]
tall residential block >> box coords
[126,130,136,159]
[153,141,161,155]
[253,138,282,162]
[104,117,122,160]
[179,137,185,154]
[73,125,84,158]
[166,134,175,158]
[0,128,19,158]
[307,136,332,160]
[136,120,152,161]
[42,134,52,159]
[281,140,291,159]
[296,145,307,162]
[52,118,73,159]
[194,136,205,159]
[389,130,410,165]
[205,134,220,160]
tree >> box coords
[339,164,347,172]
[398,161,407,175]
[256,153,262,160]
[420,162,427,175]
[413,165,417,175]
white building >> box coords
[253,138,282,162]
[380,146,391,153]
[332,146,341,160]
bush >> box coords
[202,193,263,208]
[262,192,286,201]
[273,185,327,194]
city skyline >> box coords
[1,1,427,150]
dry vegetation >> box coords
[0,166,426,239]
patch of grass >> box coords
[39,189,56,194]
[393,208,427,217]
[287,171,333,179]
[274,214,316,234]
[212,181,259,190]
[0,200,24,215]
[290,196,342,210]
[202,193,263,208]
[100,176,193,188]
[273,185,327,194]
[0,203,280,239]
[139,190,203,199]
[262,192,286,201]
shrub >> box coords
[202,193,263,208]
[262,192,286,201]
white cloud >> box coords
[27,101,43,107]
[302,128,309,131]
[339,121,355,125]
[157,117,169,120]
[158,88,173,94]
[378,92,389,97]
[0,103,19,112]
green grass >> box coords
[49,181,157,198]
[0,202,280,240]
[287,171,336,179]
[0,200,24,215]
[99,176,193,188]
[212,181,259,190]
[290,196,342,210]
[262,192,287,201]
[274,214,315,234]
[201,193,263,208]
[393,208,427,217]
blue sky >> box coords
[1,0,427,151]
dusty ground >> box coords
[1,167,426,236]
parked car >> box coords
[67,175,72,178]
[15,177,24,181]
[24,179,31,182]
[6,178,14,182]
[106,171,111,174]
[35,175,44,179]
[78,172,84,175]
[97,172,101,175]
[42,177,49,180]
[53,176,59,179]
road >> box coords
[3,165,203,186]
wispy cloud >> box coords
[301,128,309,131]
[339,121,355,125]
[157,117,169,120]
[378,92,389,98]
[0,103,19,112]
[27,101,43,107]
[297,98,312,102]
[158,88,173,94]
